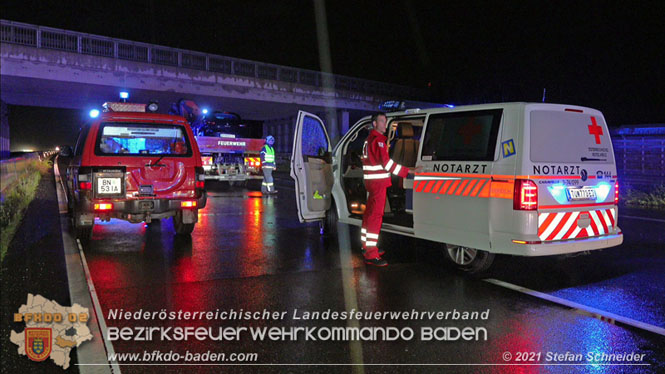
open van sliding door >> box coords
[413,109,503,251]
[290,111,334,223]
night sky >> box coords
[3,0,665,150]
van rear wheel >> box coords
[444,244,494,274]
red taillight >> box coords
[614,181,619,204]
[94,203,113,211]
[565,108,584,113]
[181,200,197,208]
[513,179,538,210]
[196,181,205,189]
[79,182,92,190]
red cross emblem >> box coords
[588,116,603,144]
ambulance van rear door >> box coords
[524,104,620,245]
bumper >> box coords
[507,232,623,256]
[75,191,207,223]
[203,174,263,181]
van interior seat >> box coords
[392,123,419,168]
[390,122,419,193]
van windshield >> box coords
[95,123,192,156]
[530,111,614,163]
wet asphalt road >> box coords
[80,174,665,373]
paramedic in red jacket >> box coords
[362,112,421,266]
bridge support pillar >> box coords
[0,100,9,159]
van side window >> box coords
[301,115,329,158]
[74,125,91,156]
[421,109,502,161]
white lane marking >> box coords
[621,215,665,223]
[77,239,122,374]
[484,278,665,337]
[53,159,119,374]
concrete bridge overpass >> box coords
[1,19,428,156]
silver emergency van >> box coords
[290,103,623,273]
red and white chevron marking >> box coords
[538,208,616,242]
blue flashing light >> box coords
[444,104,455,108]
[202,108,209,115]
[379,101,406,112]
[119,91,129,100]
[547,184,568,204]
[594,182,611,202]
[89,109,100,118]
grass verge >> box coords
[623,185,665,208]
[0,159,52,261]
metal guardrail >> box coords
[0,152,40,199]
[1,19,423,100]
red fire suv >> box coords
[62,101,207,240]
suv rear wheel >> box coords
[173,210,195,235]
[443,244,494,275]
[72,207,93,242]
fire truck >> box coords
[170,99,265,185]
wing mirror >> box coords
[59,146,73,157]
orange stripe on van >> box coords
[415,181,425,193]
[470,179,486,197]
[517,175,581,180]
[455,180,469,195]
[439,180,453,194]
[447,180,460,195]
[489,180,514,199]
[431,180,443,194]
[423,181,435,193]
[478,180,491,198]
[462,179,478,196]
[417,172,585,181]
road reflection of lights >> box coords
[580,320,613,373]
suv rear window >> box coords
[530,111,614,163]
[95,123,192,156]
[421,109,502,161]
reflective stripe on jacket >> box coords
[362,129,409,188]
[261,145,276,167]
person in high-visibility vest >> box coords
[260,135,277,194]
[362,113,421,266]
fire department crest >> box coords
[25,328,52,362]
[10,294,93,369]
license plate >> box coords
[567,187,597,201]
[97,178,121,194]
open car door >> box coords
[290,111,334,222]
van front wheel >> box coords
[444,244,494,274]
